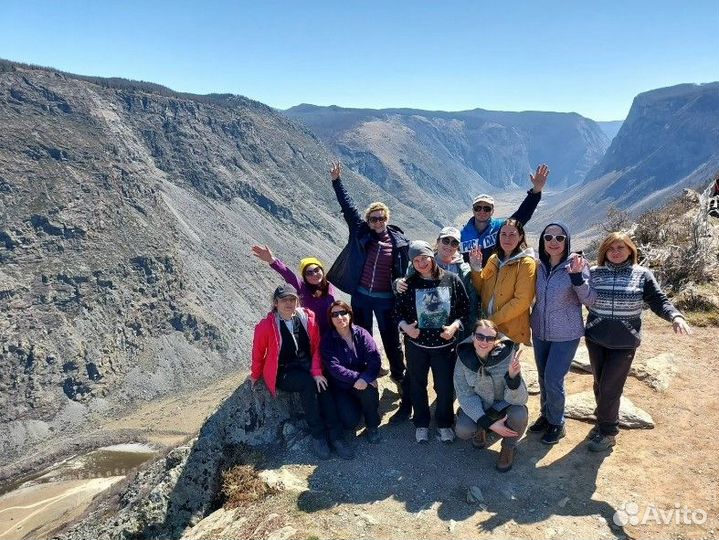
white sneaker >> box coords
[438,427,455,443]
[415,427,429,443]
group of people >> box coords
[250,162,691,471]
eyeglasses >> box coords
[543,234,567,243]
[473,205,493,213]
[330,310,350,318]
[473,332,497,342]
[368,215,387,223]
[440,237,460,247]
[304,267,322,276]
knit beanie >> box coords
[299,257,324,276]
[408,241,434,260]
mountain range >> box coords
[1,58,717,464]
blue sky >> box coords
[1,1,717,120]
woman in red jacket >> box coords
[251,284,353,460]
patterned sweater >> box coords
[585,260,682,349]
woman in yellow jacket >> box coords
[469,219,537,345]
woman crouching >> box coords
[454,319,528,472]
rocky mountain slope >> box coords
[283,104,610,222]
[548,83,719,231]
[0,60,439,463]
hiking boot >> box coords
[343,429,357,445]
[588,432,616,452]
[365,427,382,444]
[390,376,404,397]
[528,416,549,433]
[332,438,356,460]
[496,446,515,472]
[389,405,411,424]
[586,425,600,440]
[437,427,455,443]
[471,429,488,449]
[311,437,331,460]
[415,427,429,444]
[541,424,566,445]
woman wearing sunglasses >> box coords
[395,241,470,444]
[395,227,479,339]
[321,301,382,444]
[528,223,596,445]
[454,319,528,472]
[251,244,337,337]
[469,218,537,346]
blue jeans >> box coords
[532,337,580,426]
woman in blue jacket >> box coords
[529,223,596,445]
[321,300,382,444]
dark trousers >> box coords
[405,339,455,429]
[585,338,637,436]
[276,368,343,441]
[351,292,405,381]
[331,383,381,430]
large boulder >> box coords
[629,353,677,392]
[564,391,654,429]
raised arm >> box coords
[510,163,549,225]
[252,244,303,291]
[330,162,364,233]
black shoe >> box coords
[528,416,549,433]
[332,438,356,460]
[311,437,331,460]
[541,424,566,445]
[388,405,411,424]
[365,427,382,444]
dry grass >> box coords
[220,463,277,509]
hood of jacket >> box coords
[497,246,536,269]
[538,223,572,270]
[456,334,516,372]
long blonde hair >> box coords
[597,232,638,266]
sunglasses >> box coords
[473,332,497,342]
[330,309,350,318]
[543,234,567,243]
[304,267,323,276]
[440,237,460,247]
[368,215,387,223]
[473,205,493,213]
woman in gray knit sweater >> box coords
[529,223,596,445]
[584,232,691,451]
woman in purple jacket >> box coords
[252,244,338,336]
[528,223,596,445]
[321,300,382,444]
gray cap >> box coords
[438,226,461,242]
[273,283,299,300]
[408,240,434,260]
